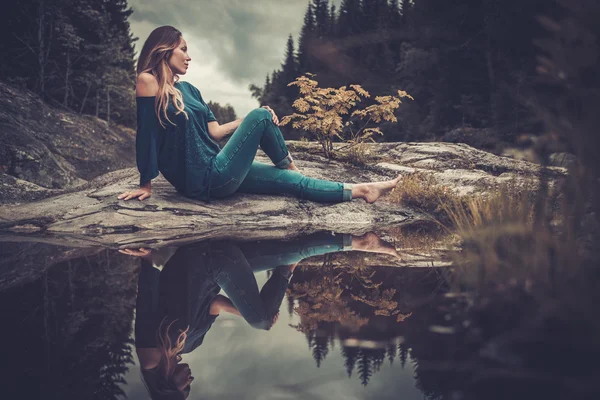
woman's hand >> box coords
[118,184,151,201]
[119,247,153,260]
[261,105,279,126]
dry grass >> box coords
[385,222,456,253]
[387,172,466,224]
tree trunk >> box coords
[79,82,91,114]
[63,51,70,107]
[106,87,111,127]
[95,89,99,118]
[37,0,45,97]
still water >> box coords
[0,229,597,399]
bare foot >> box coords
[286,161,300,173]
[352,232,402,260]
[354,175,402,203]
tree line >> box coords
[1,0,138,127]
[0,0,236,129]
[251,0,561,144]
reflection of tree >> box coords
[341,346,359,377]
[357,349,373,386]
[1,249,137,399]
[399,342,409,370]
[355,348,387,386]
[286,295,295,317]
[288,256,370,333]
[287,252,447,387]
[311,335,330,367]
[386,343,397,365]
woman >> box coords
[117,25,401,203]
[124,231,401,399]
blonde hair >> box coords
[156,319,189,381]
[136,26,189,128]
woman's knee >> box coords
[250,317,273,331]
[246,107,272,123]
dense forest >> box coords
[0,0,236,129]
[1,0,137,127]
[0,0,581,146]
[251,0,562,145]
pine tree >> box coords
[400,0,413,23]
[357,348,373,386]
[311,335,330,367]
[341,346,359,377]
[386,343,397,364]
[329,3,337,36]
[282,35,298,84]
[337,0,362,38]
[399,342,409,369]
[207,101,237,124]
[313,0,330,38]
[389,0,401,28]
[297,2,316,73]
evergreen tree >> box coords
[400,0,413,23]
[399,342,409,369]
[386,343,397,364]
[287,295,295,317]
[0,0,137,128]
[337,0,362,38]
[357,348,373,386]
[313,0,330,39]
[329,3,337,36]
[281,34,298,88]
[297,2,316,73]
[207,101,237,125]
[311,335,330,367]
[389,0,401,28]
[341,346,359,377]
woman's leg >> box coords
[236,161,353,202]
[237,231,353,272]
[209,242,290,330]
[209,107,401,203]
[209,108,294,197]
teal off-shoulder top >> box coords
[136,81,220,200]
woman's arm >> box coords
[209,294,242,317]
[207,119,243,141]
[118,73,159,201]
[206,106,279,141]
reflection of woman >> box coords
[121,232,399,399]
[117,25,401,204]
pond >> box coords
[0,228,598,400]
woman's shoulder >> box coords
[136,73,158,97]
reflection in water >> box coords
[0,249,138,399]
[128,232,399,399]
[2,230,598,400]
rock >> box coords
[0,81,136,196]
[0,81,567,248]
[548,152,577,168]
[0,141,566,248]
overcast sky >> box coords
[128,0,341,117]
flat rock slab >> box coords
[0,141,564,248]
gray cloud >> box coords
[129,1,311,82]
[128,1,341,116]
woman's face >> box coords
[172,362,193,394]
[168,37,191,76]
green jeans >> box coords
[209,108,353,202]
